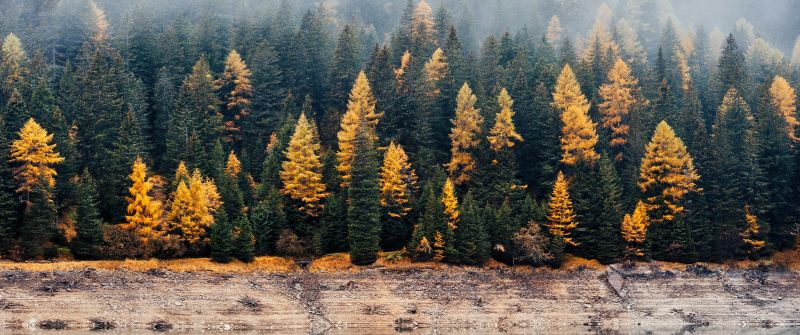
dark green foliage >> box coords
[247,42,286,176]
[453,192,489,265]
[219,173,245,223]
[210,209,234,263]
[107,109,147,223]
[234,216,256,262]
[717,34,748,103]
[515,82,560,197]
[328,24,362,112]
[347,123,381,265]
[408,181,444,260]
[754,88,793,251]
[708,89,762,260]
[0,116,17,253]
[569,162,604,259]
[20,184,57,259]
[71,169,103,259]
[251,188,286,255]
[595,156,623,264]
[319,191,349,254]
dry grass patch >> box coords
[559,255,604,271]
[0,256,297,273]
[309,253,358,272]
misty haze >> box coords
[0,0,800,334]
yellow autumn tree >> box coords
[122,157,164,242]
[395,50,412,94]
[411,0,436,45]
[219,49,253,143]
[546,171,578,246]
[546,15,562,45]
[379,142,417,218]
[769,75,798,141]
[1,33,27,91]
[10,118,64,195]
[424,48,448,96]
[638,121,699,222]
[167,169,218,244]
[441,178,459,230]
[446,82,483,184]
[173,161,190,189]
[598,58,638,161]
[553,64,599,166]
[488,88,523,152]
[740,204,766,253]
[621,201,649,257]
[336,70,381,187]
[224,151,242,178]
[281,113,328,216]
[88,0,109,43]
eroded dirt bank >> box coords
[1,263,799,334]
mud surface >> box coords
[1,263,799,334]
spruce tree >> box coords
[234,216,255,262]
[72,169,103,259]
[210,208,234,263]
[0,116,16,253]
[595,155,623,263]
[347,122,381,265]
[318,191,349,254]
[251,188,286,255]
[454,191,489,264]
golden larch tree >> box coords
[446,82,483,184]
[174,161,190,188]
[488,88,523,152]
[224,151,242,178]
[621,200,650,257]
[598,58,638,161]
[122,157,164,242]
[219,49,253,143]
[395,50,412,94]
[1,33,27,90]
[638,121,699,222]
[424,48,448,96]
[553,64,600,166]
[546,15,562,45]
[281,113,328,216]
[411,0,436,45]
[336,70,381,187]
[379,142,417,218]
[10,118,64,194]
[768,75,798,141]
[167,169,218,244]
[740,204,766,252]
[88,0,109,43]
[441,178,459,230]
[546,171,578,246]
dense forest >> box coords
[0,0,799,266]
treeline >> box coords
[0,0,798,266]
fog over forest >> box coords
[0,0,799,267]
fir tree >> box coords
[595,155,623,263]
[318,191,349,254]
[234,216,255,262]
[347,121,381,265]
[453,191,489,264]
[71,169,103,259]
[210,208,234,263]
[251,188,286,255]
